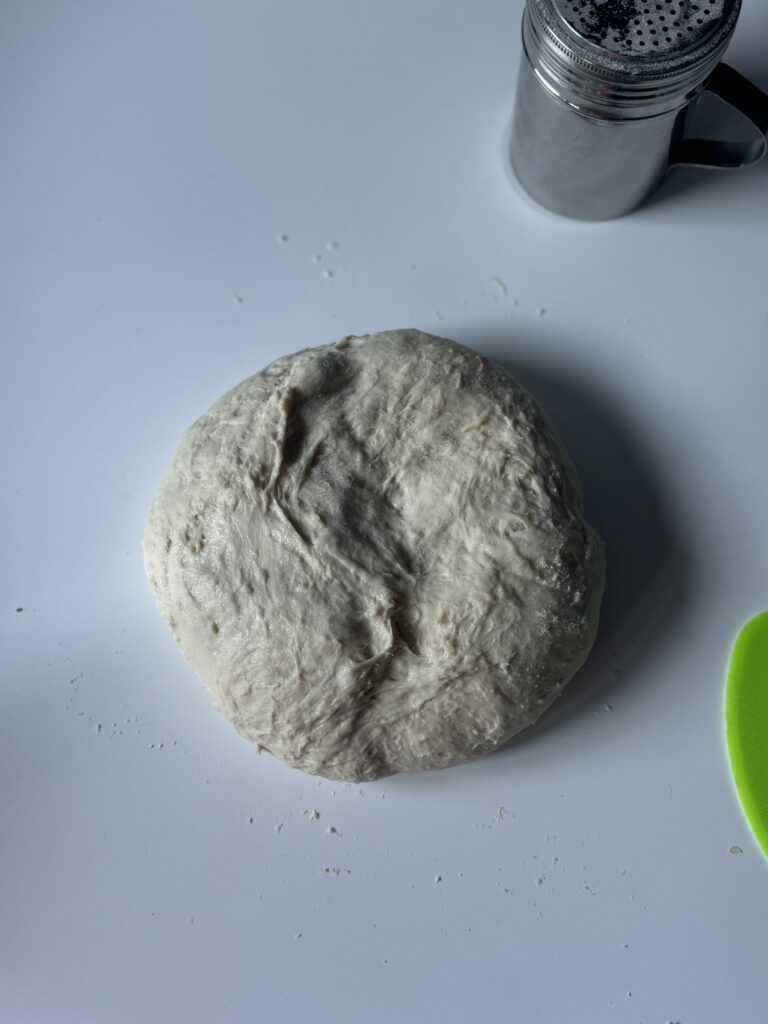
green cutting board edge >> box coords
[726,611,768,859]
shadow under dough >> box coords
[465,341,690,748]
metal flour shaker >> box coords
[511,0,768,219]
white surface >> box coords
[2,2,768,1022]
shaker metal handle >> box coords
[670,63,768,170]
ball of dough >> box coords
[143,330,604,781]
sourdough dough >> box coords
[143,330,604,781]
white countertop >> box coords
[2,2,768,1021]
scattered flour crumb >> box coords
[325,241,339,251]
[537,308,546,317]
[274,822,284,833]
[729,845,743,855]
[277,234,288,244]
[434,875,442,884]
[327,826,339,836]
[490,276,508,297]
[233,294,244,305]
[323,867,351,876]
[477,806,513,831]
[322,269,334,280]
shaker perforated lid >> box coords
[526,0,742,113]
[555,0,734,58]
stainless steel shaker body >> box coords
[511,0,768,220]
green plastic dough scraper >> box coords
[726,611,768,858]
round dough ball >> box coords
[143,330,604,781]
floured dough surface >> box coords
[143,330,604,781]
